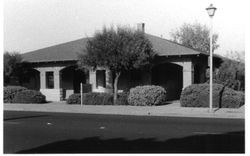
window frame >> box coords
[46,71,54,89]
[96,70,106,88]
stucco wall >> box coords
[40,89,61,102]
[35,66,64,101]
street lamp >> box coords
[206,4,217,112]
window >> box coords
[46,72,54,89]
[96,70,106,88]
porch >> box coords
[23,56,207,101]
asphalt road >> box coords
[4,111,244,153]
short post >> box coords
[80,83,83,107]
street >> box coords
[4,110,244,153]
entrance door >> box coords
[73,69,86,93]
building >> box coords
[21,24,221,101]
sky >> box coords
[3,0,246,56]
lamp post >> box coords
[206,4,217,112]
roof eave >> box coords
[23,59,77,64]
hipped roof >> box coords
[22,34,210,63]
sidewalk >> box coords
[4,101,244,119]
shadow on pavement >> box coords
[16,131,244,153]
[4,115,49,121]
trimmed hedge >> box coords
[180,83,244,108]
[4,86,28,103]
[82,92,113,105]
[67,92,113,105]
[67,92,129,105]
[12,90,46,104]
[128,85,166,106]
[66,94,81,104]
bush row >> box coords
[12,90,46,104]
[4,86,27,103]
[67,85,166,106]
[67,92,129,105]
[5,84,244,108]
[4,86,46,104]
[180,83,244,108]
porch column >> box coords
[105,69,113,93]
[183,61,193,89]
[54,69,64,101]
[89,70,96,91]
[54,69,61,89]
[39,70,46,89]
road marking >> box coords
[99,126,105,129]
[4,121,20,125]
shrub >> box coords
[128,85,166,106]
[83,92,113,105]
[67,94,81,104]
[180,83,244,108]
[67,92,129,105]
[116,92,129,105]
[67,93,113,105]
[222,89,244,108]
[12,90,46,104]
[180,83,224,107]
[4,86,27,103]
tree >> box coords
[214,57,244,91]
[4,51,23,85]
[78,26,155,103]
[170,23,219,52]
[224,50,245,63]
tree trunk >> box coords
[113,72,121,104]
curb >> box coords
[4,103,244,119]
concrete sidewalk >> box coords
[4,101,244,119]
